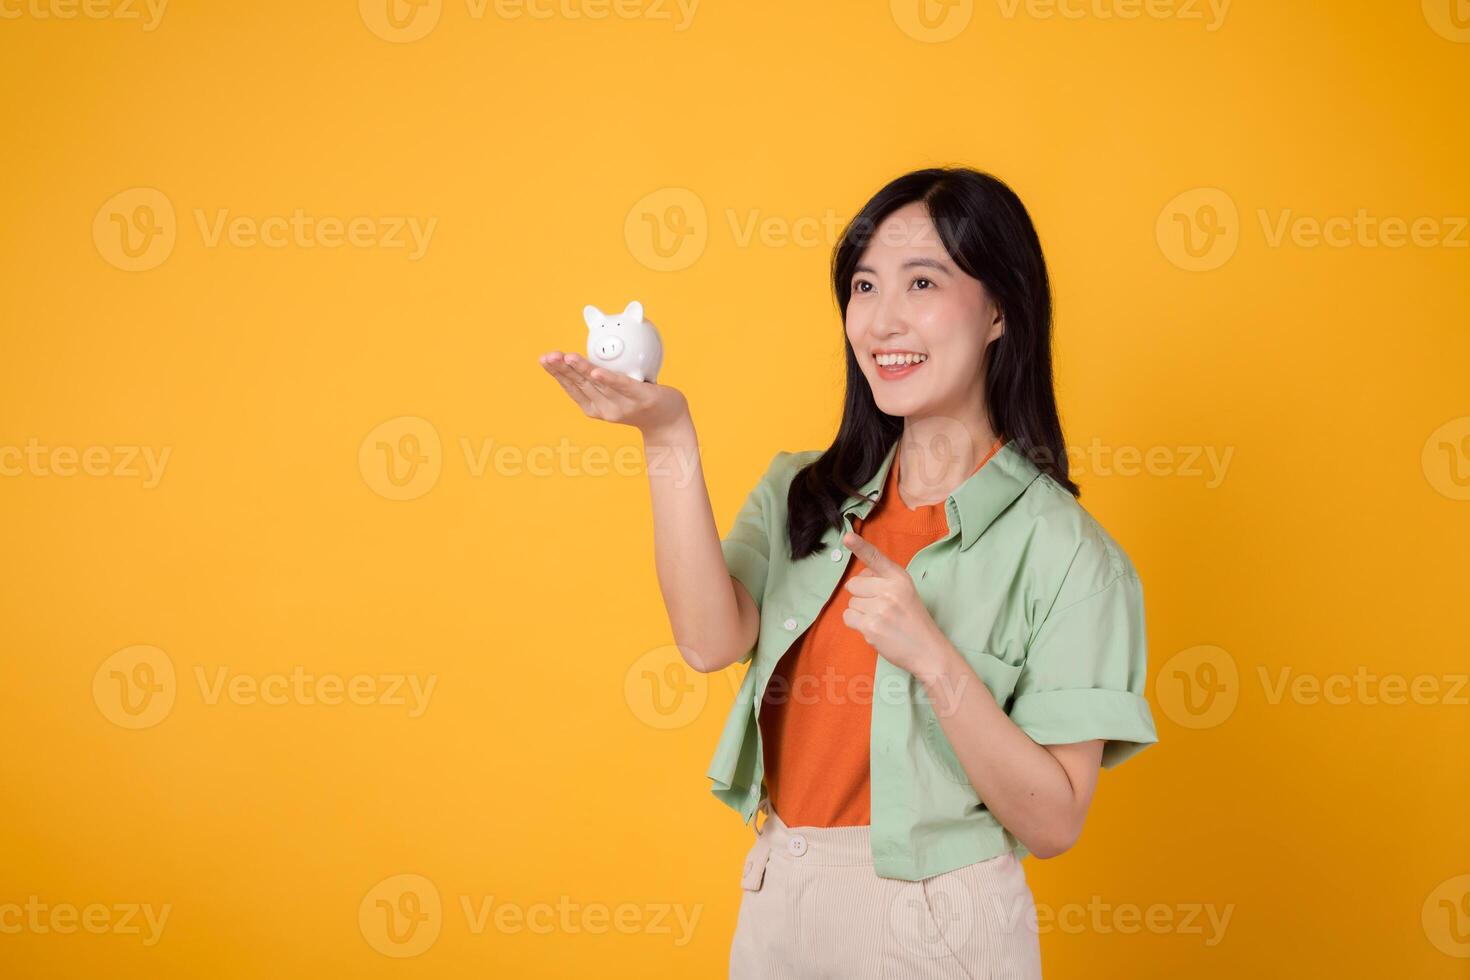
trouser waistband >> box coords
[754,795,875,866]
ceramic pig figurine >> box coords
[583,300,663,383]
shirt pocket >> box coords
[921,644,1024,785]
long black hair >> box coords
[786,166,1077,561]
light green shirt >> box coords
[709,438,1159,880]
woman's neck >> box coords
[895,417,1001,509]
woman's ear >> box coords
[988,308,1005,343]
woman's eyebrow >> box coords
[853,257,952,275]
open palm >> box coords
[538,350,690,435]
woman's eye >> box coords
[853,280,872,293]
[912,277,933,290]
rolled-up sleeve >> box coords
[1008,569,1159,769]
[721,451,785,616]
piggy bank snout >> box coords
[591,335,626,360]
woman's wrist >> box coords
[640,412,696,449]
[915,636,990,718]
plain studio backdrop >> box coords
[1,1,1467,977]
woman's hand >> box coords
[538,351,690,438]
[840,529,951,680]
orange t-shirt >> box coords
[758,437,1005,827]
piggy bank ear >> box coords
[622,300,643,323]
[583,305,603,330]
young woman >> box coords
[539,167,1158,979]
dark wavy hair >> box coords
[785,166,1077,561]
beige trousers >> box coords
[729,800,1043,979]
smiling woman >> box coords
[537,166,1159,980]
[717,168,1158,979]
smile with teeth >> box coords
[873,351,928,376]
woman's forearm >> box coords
[913,639,1086,857]
[642,414,748,672]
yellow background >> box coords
[2,0,1468,976]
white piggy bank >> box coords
[583,300,663,383]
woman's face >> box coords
[844,201,1003,427]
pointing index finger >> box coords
[842,529,902,577]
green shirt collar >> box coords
[841,438,1043,551]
